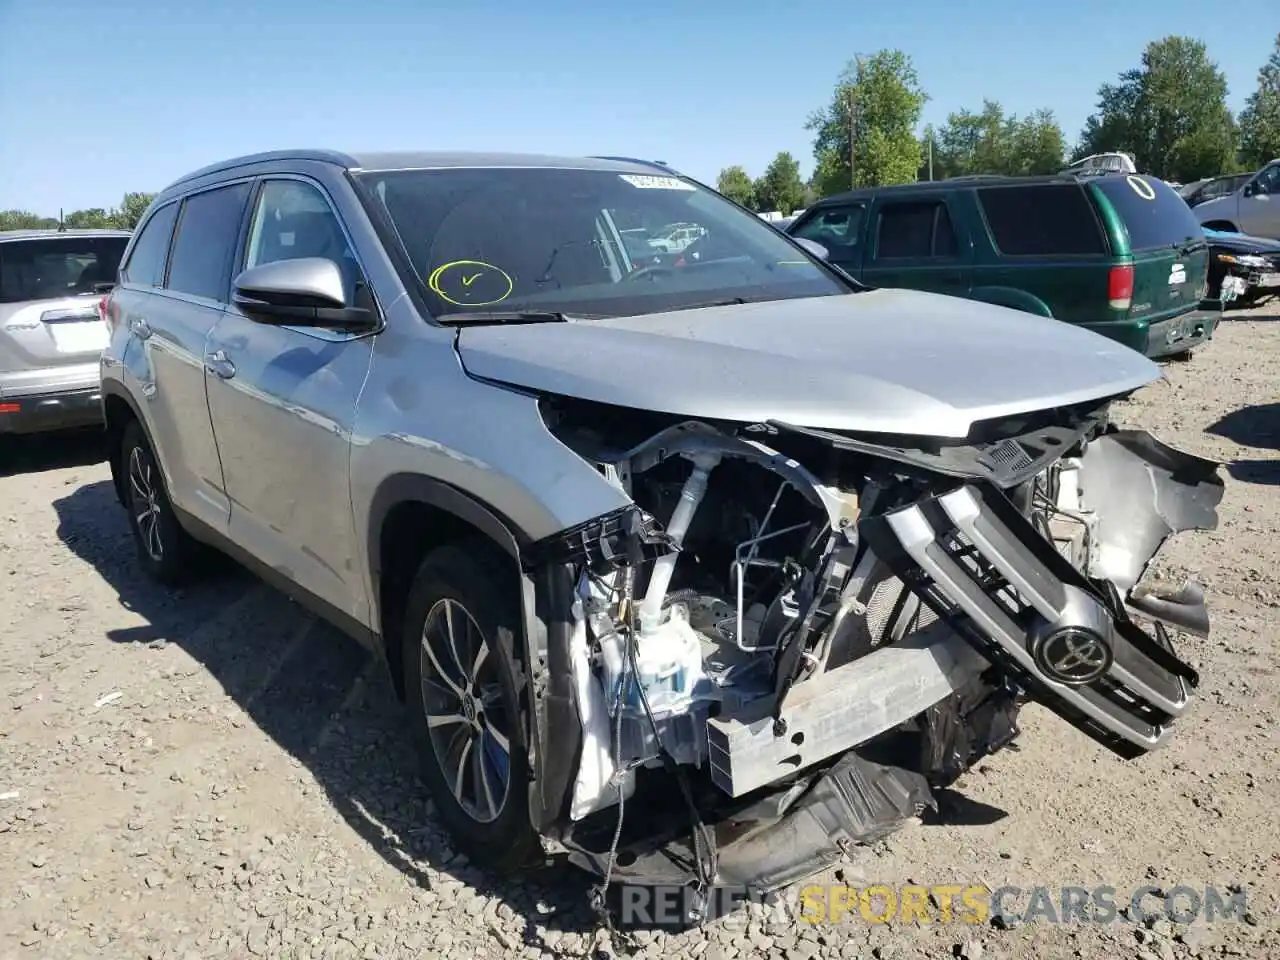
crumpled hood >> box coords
[456,288,1162,438]
[1203,229,1280,254]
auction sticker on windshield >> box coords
[619,174,696,190]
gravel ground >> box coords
[2,309,1279,960]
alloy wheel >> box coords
[418,598,513,824]
[128,446,163,562]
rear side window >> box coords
[874,200,958,259]
[166,183,251,301]
[1090,175,1201,252]
[121,202,178,287]
[978,185,1106,256]
[0,235,130,304]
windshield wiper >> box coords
[435,310,581,326]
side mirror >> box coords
[232,257,375,331]
[793,237,830,261]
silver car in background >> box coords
[1194,159,1280,239]
[0,228,130,434]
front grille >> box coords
[860,484,1196,759]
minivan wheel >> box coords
[402,540,539,871]
[120,421,202,585]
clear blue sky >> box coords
[0,0,1274,214]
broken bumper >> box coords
[575,430,1222,907]
[860,429,1223,758]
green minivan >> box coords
[785,173,1219,358]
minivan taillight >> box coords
[97,294,109,324]
[1108,264,1134,311]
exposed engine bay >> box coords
[521,394,1224,921]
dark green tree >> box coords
[62,208,113,229]
[1076,36,1237,181]
[932,102,1066,178]
[0,210,58,230]
[715,165,757,209]
[808,50,928,196]
[114,192,157,229]
[754,152,806,214]
[1239,33,1280,168]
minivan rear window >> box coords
[0,235,129,304]
[1090,175,1202,252]
[977,184,1106,256]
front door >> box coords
[203,176,377,627]
[862,197,971,298]
[788,202,867,278]
[1238,163,1280,239]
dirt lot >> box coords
[2,310,1279,960]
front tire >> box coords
[402,540,539,871]
[120,420,202,585]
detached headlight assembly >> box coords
[1217,252,1270,269]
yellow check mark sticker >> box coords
[427,260,513,306]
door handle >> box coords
[205,350,236,380]
[129,317,152,339]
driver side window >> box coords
[792,205,865,261]
[1252,165,1280,195]
[245,180,363,302]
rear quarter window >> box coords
[1090,175,1201,252]
[977,184,1107,256]
[121,202,179,287]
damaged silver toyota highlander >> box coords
[100,151,1224,920]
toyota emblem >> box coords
[1034,627,1113,685]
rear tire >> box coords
[120,421,203,586]
[402,539,540,871]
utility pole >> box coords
[848,56,863,189]
[928,131,934,181]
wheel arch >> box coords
[367,473,530,701]
[1202,220,1238,233]
[366,472,583,834]
[101,381,152,508]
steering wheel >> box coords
[624,263,677,282]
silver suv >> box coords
[99,150,1223,909]
[1,228,130,434]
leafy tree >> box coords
[1011,109,1067,175]
[0,210,58,230]
[1239,33,1280,168]
[715,165,757,209]
[754,152,806,214]
[115,192,157,229]
[931,102,1066,178]
[0,192,157,233]
[1076,36,1237,181]
[808,49,928,196]
[63,208,113,229]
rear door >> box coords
[116,183,250,532]
[1088,175,1209,323]
[787,202,867,277]
[862,197,970,298]
[0,233,129,392]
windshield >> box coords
[354,166,844,319]
[0,234,128,304]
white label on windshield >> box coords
[619,174,695,191]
